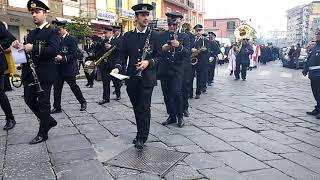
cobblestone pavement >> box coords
[1,61,320,180]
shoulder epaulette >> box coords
[45,23,51,29]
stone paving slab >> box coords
[211,151,269,172]
[200,166,248,180]
[241,168,295,180]
[2,62,320,179]
[266,159,320,180]
[184,153,224,170]
[47,134,92,153]
[55,160,113,180]
[188,134,236,152]
[230,141,282,161]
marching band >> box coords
[2,0,262,149]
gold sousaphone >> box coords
[233,23,253,53]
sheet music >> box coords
[10,47,27,64]
[110,72,129,80]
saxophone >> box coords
[95,45,116,66]
[191,37,207,65]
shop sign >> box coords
[96,10,116,21]
[121,9,135,18]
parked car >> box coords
[282,48,307,69]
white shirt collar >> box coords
[38,22,48,29]
[62,32,69,38]
[136,27,147,34]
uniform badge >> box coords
[142,6,147,11]
[31,2,37,8]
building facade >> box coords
[287,1,320,47]
[161,0,205,27]
[0,0,205,40]
[204,18,241,43]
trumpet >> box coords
[95,45,116,66]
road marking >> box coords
[258,71,271,76]
[280,72,293,78]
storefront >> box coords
[91,10,116,35]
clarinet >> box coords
[24,40,44,93]
[136,27,153,77]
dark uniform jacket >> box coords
[22,23,60,83]
[56,33,79,78]
[84,43,96,61]
[120,28,161,87]
[96,37,122,71]
[303,41,320,79]
[236,42,254,64]
[157,31,190,78]
[0,26,16,73]
[210,40,221,58]
[192,37,213,66]
[184,31,194,71]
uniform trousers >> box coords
[207,60,216,84]
[235,61,249,79]
[161,75,183,118]
[191,64,207,95]
[0,75,14,120]
[311,76,320,110]
[126,77,153,142]
[53,76,85,109]
[100,62,121,100]
[24,82,56,136]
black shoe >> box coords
[202,90,207,94]
[98,99,110,105]
[183,110,190,117]
[234,78,240,81]
[80,102,87,111]
[317,114,320,119]
[89,85,93,88]
[29,135,48,145]
[85,83,90,87]
[177,117,185,128]
[195,95,200,99]
[132,138,146,144]
[135,139,144,150]
[306,109,319,116]
[162,116,177,125]
[112,91,116,95]
[208,83,212,86]
[242,78,246,81]
[51,108,62,114]
[116,96,121,101]
[3,119,16,131]
[230,71,233,76]
[188,95,193,99]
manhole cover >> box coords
[105,146,187,177]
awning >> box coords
[55,17,72,23]
[90,20,110,26]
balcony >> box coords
[164,0,191,10]
[187,0,194,8]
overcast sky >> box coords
[205,0,313,33]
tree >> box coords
[66,16,92,40]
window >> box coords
[213,20,217,27]
[70,0,77,1]
[152,2,156,19]
[138,0,143,3]
[116,0,122,9]
[166,7,171,13]
[227,21,236,30]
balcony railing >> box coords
[187,0,194,8]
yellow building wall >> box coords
[107,0,116,13]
